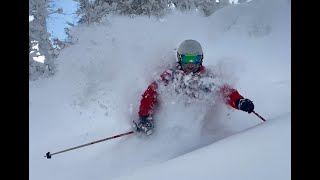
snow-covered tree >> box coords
[73,0,116,24]
[116,0,171,17]
[29,0,63,80]
[237,0,249,4]
[74,0,171,24]
[169,0,229,16]
[73,0,230,26]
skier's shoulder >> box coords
[156,67,175,82]
[160,69,174,79]
[199,65,217,78]
[161,63,182,76]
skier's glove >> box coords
[134,116,154,135]
[236,98,254,114]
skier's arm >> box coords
[138,81,158,117]
[219,85,254,113]
[138,70,172,117]
[134,81,158,135]
[219,85,243,109]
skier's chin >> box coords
[184,67,198,74]
[181,63,200,74]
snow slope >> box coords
[115,118,290,180]
[29,0,290,180]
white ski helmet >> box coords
[177,40,204,73]
[178,40,203,55]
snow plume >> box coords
[154,68,227,144]
[30,0,290,180]
[52,10,245,140]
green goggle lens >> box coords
[179,54,202,64]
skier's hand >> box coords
[134,116,154,135]
[237,98,254,114]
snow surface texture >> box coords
[29,0,290,180]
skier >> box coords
[134,39,254,135]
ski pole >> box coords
[253,111,266,122]
[45,131,134,159]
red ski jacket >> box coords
[138,65,244,117]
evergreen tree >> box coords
[29,0,63,80]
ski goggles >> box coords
[178,53,203,64]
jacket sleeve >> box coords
[138,70,172,117]
[219,85,244,110]
[138,81,158,117]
